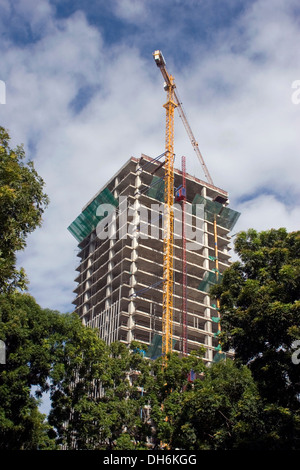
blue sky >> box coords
[49,0,250,58]
[0,0,300,318]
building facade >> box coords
[68,154,240,364]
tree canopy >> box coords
[0,126,49,292]
[211,228,300,411]
[0,293,58,449]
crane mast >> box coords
[153,50,177,357]
[153,50,213,359]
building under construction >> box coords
[68,50,240,365]
[68,153,240,364]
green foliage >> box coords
[171,359,264,450]
[0,126,49,292]
[1,290,299,450]
[157,358,300,450]
[46,335,154,449]
[0,293,58,449]
[211,228,300,411]
[135,349,206,449]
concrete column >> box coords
[200,187,213,361]
[126,166,142,343]
[105,239,115,309]
[204,296,213,361]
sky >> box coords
[0,0,300,316]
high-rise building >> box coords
[68,154,240,364]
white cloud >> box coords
[13,0,53,31]
[113,0,148,22]
[234,194,300,233]
[171,0,300,204]
[1,5,164,311]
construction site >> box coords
[68,51,240,365]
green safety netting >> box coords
[213,351,226,363]
[198,271,222,293]
[146,334,177,359]
[146,334,162,359]
[147,176,165,202]
[68,187,119,243]
[192,194,240,231]
[211,316,220,323]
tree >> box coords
[136,349,206,449]
[0,126,49,292]
[170,359,265,450]
[0,291,114,450]
[0,293,58,449]
[211,229,300,427]
[47,312,111,449]
[48,338,152,449]
[47,341,206,450]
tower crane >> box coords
[153,50,177,358]
[153,50,213,359]
[153,51,214,186]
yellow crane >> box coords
[153,51,214,186]
[153,50,177,358]
[153,50,213,359]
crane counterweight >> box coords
[153,50,166,67]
